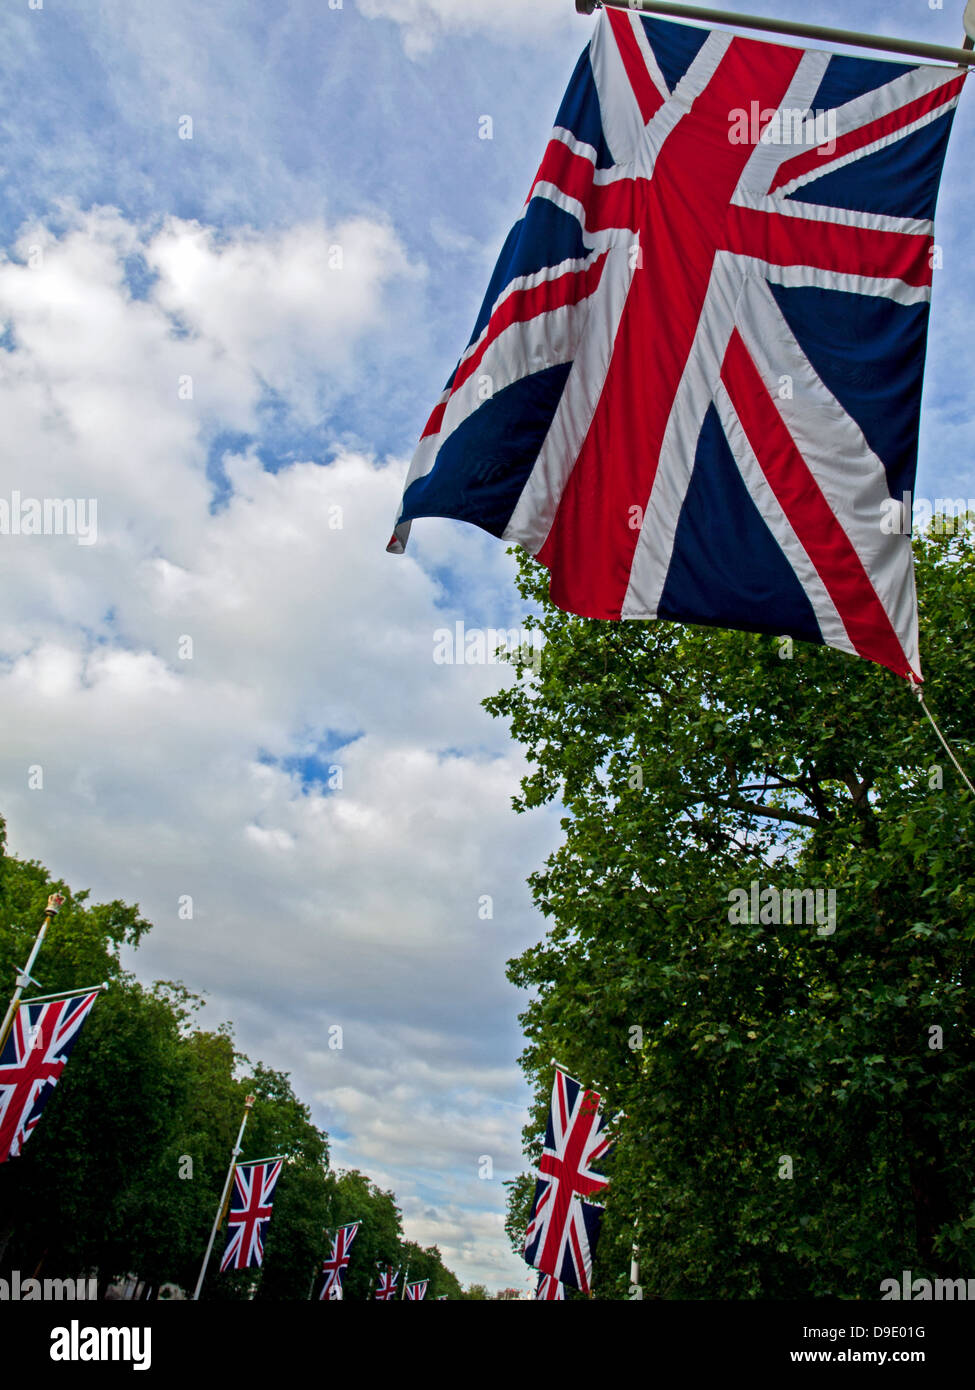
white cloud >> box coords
[0,204,556,1289]
[358,0,583,57]
[146,215,420,422]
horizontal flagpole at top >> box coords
[576,0,975,65]
[234,1153,286,1168]
[11,982,108,1008]
[551,1057,609,1095]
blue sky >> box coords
[1,0,973,1293]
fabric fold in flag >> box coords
[389,8,966,679]
[535,1271,566,1300]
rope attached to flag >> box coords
[909,678,975,795]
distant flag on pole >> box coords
[320,1221,360,1300]
[219,1158,284,1271]
[388,8,966,680]
[0,989,101,1164]
[535,1272,565,1301]
[375,1265,399,1301]
[405,1279,429,1301]
[524,1069,613,1295]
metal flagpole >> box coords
[551,1056,608,1095]
[233,1153,285,1168]
[575,0,975,66]
[1,982,108,1010]
[307,1228,331,1301]
[0,894,65,1054]
[192,1094,255,1301]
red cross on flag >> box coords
[390,8,966,680]
[524,1069,613,1294]
[220,1158,284,1271]
[0,989,101,1163]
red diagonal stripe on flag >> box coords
[527,138,596,206]
[720,328,911,677]
[769,74,965,193]
[607,7,666,124]
[454,254,610,396]
[420,254,609,441]
[539,36,803,618]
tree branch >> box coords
[684,791,823,829]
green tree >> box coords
[0,829,470,1301]
[485,523,975,1299]
[0,833,331,1298]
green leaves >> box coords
[0,830,467,1299]
[491,524,975,1297]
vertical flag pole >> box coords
[192,1094,255,1302]
[629,1243,641,1299]
[0,893,64,1055]
[308,1238,326,1301]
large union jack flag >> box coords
[524,1070,613,1294]
[220,1158,284,1272]
[390,8,965,679]
[0,989,101,1164]
[320,1221,360,1300]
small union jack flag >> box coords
[390,9,965,680]
[535,1272,565,1301]
[524,1070,613,1295]
[319,1221,360,1300]
[405,1279,428,1301]
[375,1265,398,1301]
[0,989,101,1163]
[220,1158,284,1272]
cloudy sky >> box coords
[0,0,973,1292]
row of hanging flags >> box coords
[221,1205,435,1298]
[0,989,431,1297]
[0,902,429,1297]
[0,946,604,1299]
[0,977,288,1281]
[0,951,599,1301]
[389,2,968,685]
[373,1266,434,1300]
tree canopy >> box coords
[0,827,468,1298]
[485,522,975,1299]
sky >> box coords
[0,0,973,1293]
